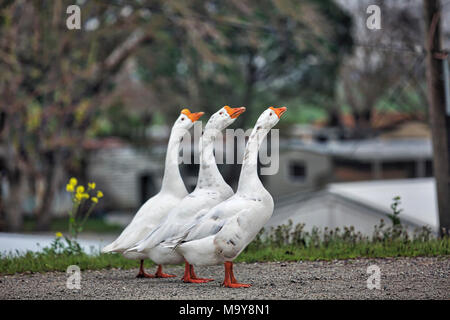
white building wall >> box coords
[266,193,418,237]
[87,147,163,209]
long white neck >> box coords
[196,127,227,189]
[237,126,270,194]
[160,128,188,197]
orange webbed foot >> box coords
[155,272,176,278]
[183,278,213,283]
[222,261,250,288]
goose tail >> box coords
[101,242,117,253]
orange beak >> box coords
[224,106,246,119]
[269,106,287,118]
[181,109,204,122]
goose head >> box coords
[173,108,204,131]
[204,106,246,131]
[254,106,287,131]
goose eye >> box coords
[219,112,223,115]
[269,113,273,116]
[181,117,185,121]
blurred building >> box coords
[87,145,162,211]
[87,119,433,210]
[264,137,433,199]
[86,136,211,212]
[263,119,437,236]
[266,178,438,236]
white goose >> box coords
[101,109,204,278]
[126,106,246,283]
[168,107,287,288]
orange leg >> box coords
[222,261,251,288]
[182,260,214,283]
[190,264,213,281]
[181,260,190,281]
[229,262,238,283]
[136,261,175,278]
[136,260,155,278]
[154,265,176,278]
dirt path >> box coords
[1,257,448,300]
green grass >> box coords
[23,217,123,233]
[0,251,154,275]
[237,239,450,263]
[2,212,449,275]
[1,237,448,275]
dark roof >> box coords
[284,138,432,161]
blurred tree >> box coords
[135,0,353,127]
[132,0,353,185]
[0,0,353,230]
[337,0,427,136]
[0,0,152,230]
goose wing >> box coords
[163,196,249,248]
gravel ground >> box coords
[1,257,449,300]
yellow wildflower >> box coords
[81,193,90,199]
[66,184,74,193]
[55,232,63,238]
[91,197,98,203]
[75,193,83,201]
[88,182,96,190]
[76,186,85,194]
[69,177,78,186]
[97,190,103,198]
